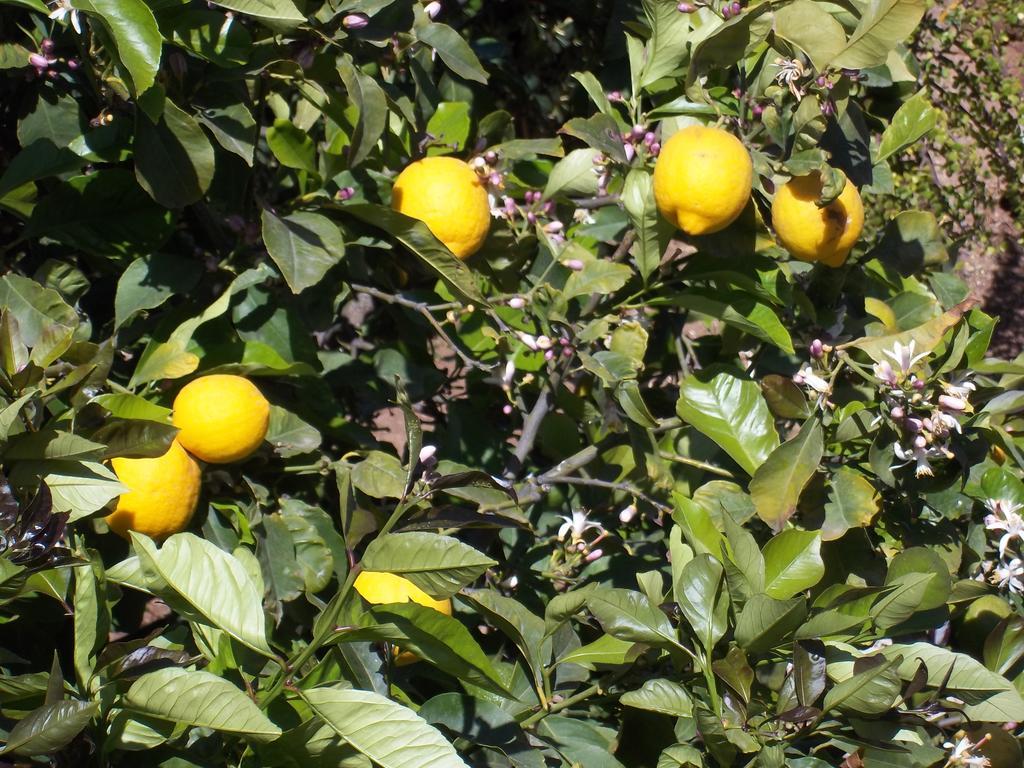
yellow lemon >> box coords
[652,124,753,235]
[172,375,270,464]
[354,571,452,666]
[391,156,490,259]
[771,170,864,267]
[106,440,201,539]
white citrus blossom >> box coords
[984,498,1024,557]
[557,510,602,542]
[991,558,1024,594]
[48,0,82,33]
[794,365,830,394]
[943,735,991,768]
[883,339,929,377]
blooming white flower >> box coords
[883,339,929,377]
[943,735,991,768]
[985,498,1024,557]
[48,0,82,33]
[874,360,898,387]
[992,558,1024,594]
[557,510,603,542]
[795,365,830,394]
[893,442,935,478]
[944,375,976,400]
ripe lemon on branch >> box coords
[391,156,491,259]
[354,571,452,666]
[106,440,200,539]
[172,374,270,464]
[653,124,753,236]
[771,169,864,267]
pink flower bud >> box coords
[810,339,824,358]
[643,131,656,146]
[336,186,355,201]
[619,504,638,523]
[650,142,661,155]
[677,2,695,12]
[343,13,369,28]
[608,90,622,102]
[418,444,437,463]
[890,406,904,419]
[29,53,49,70]
[502,404,513,415]
[544,349,555,360]
[424,0,441,18]
[489,172,502,186]
[67,58,80,70]
[485,150,497,163]
[565,259,585,271]
[631,124,646,138]
[752,103,764,118]
[543,220,563,233]
[526,212,537,225]
[585,548,604,562]
[939,394,967,412]
[913,434,928,449]
[623,143,635,162]
[40,38,55,55]
[562,346,573,357]
[912,378,925,391]
[508,296,526,309]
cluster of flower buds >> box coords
[27,39,71,79]
[792,338,834,405]
[621,124,660,164]
[721,1,743,18]
[873,340,975,478]
[516,331,575,361]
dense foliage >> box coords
[1,0,1024,766]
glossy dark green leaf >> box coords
[620,678,693,716]
[734,593,806,653]
[114,254,204,329]
[0,699,98,756]
[750,420,822,530]
[762,530,824,599]
[822,656,901,715]
[75,0,162,94]
[587,587,679,648]
[416,23,488,84]
[543,147,601,199]
[773,0,847,70]
[361,532,496,598]
[676,553,728,653]
[339,60,388,167]
[676,368,779,476]
[833,0,927,70]
[262,209,346,294]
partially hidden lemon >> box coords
[652,124,753,236]
[354,571,452,666]
[172,374,270,464]
[391,156,490,259]
[771,170,864,267]
[106,440,201,539]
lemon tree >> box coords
[1,1,1023,767]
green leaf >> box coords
[639,0,691,87]
[884,642,1024,721]
[762,530,824,599]
[129,264,274,385]
[676,554,728,653]
[418,693,543,768]
[9,460,125,522]
[0,700,98,756]
[134,100,215,209]
[560,114,627,162]
[130,532,272,655]
[0,274,78,360]
[339,60,389,167]
[823,656,902,715]
[622,169,668,281]
[301,686,470,768]
[543,148,601,199]
[621,678,693,717]
[426,102,471,153]
[125,667,281,741]
[262,209,345,294]
[676,368,779,476]
[832,0,927,71]
[367,603,511,695]
[773,1,847,71]
[267,119,317,174]
[839,297,975,363]
[114,253,203,329]
[165,8,253,67]
[885,547,950,611]
[876,90,937,163]
[734,594,807,654]
[208,0,304,24]
[0,140,85,200]
[266,405,322,458]
[563,260,634,302]
[586,588,679,648]
[686,4,773,101]
[556,634,637,667]
[76,0,162,94]
[750,420,823,530]
[194,94,256,165]
[822,467,881,541]
[339,204,486,304]
[416,23,488,84]
[461,590,547,688]
[361,532,496,599]
[662,289,794,353]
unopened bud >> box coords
[565,259,585,271]
[508,296,526,309]
[418,445,437,464]
[343,13,369,28]
[752,103,764,118]
[585,548,604,562]
[526,211,537,225]
[40,38,55,55]
[677,2,695,11]
[535,335,553,350]
[890,406,905,420]
[623,143,635,162]
[913,434,928,449]
[484,150,497,163]
[650,142,661,155]
[336,186,355,201]
[618,504,638,523]
[544,349,555,360]
[424,0,441,18]
[502,404,513,415]
[643,131,656,146]
[28,53,49,70]
[912,378,926,391]
[810,339,824,358]
[939,394,967,412]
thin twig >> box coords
[553,476,671,513]
[349,283,491,372]
[505,361,569,478]
[657,452,735,479]
[583,230,637,316]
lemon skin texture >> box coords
[771,171,864,267]
[653,124,754,236]
[106,440,201,539]
[391,156,491,260]
[354,571,453,666]
[172,375,270,464]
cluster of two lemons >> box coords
[653,124,864,266]
[105,375,270,539]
